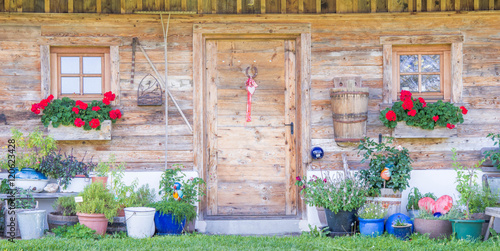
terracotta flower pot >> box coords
[414,218,452,239]
[76,213,109,235]
[91,177,108,188]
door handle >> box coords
[285,122,294,135]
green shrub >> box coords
[52,223,101,239]
[53,196,77,216]
[406,187,437,211]
[149,200,197,224]
[76,182,119,222]
[357,202,387,219]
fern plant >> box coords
[75,182,119,222]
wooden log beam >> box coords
[237,0,242,14]
[440,0,446,11]
[316,0,321,13]
[69,0,74,13]
[261,0,266,13]
[16,0,22,12]
[198,0,203,13]
[298,0,303,13]
[417,0,422,12]
[44,0,49,13]
[282,0,286,14]
[408,0,414,12]
[212,0,216,13]
[182,0,187,11]
[97,0,101,13]
[489,0,494,10]
[382,44,392,104]
[371,0,377,12]
[455,0,460,11]
[427,0,432,11]
[474,0,479,10]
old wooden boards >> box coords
[205,39,298,217]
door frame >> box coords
[193,23,311,220]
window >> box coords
[380,35,463,104]
[392,45,451,101]
[50,47,111,100]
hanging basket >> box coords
[330,77,369,143]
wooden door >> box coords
[205,39,298,217]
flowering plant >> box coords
[357,202,387,219]
[295,171,369,214]
[380,90,466,130]
[31,92,122,130]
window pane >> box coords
[400,55,418,73]
[83,57,102,74]
[422,75,441,92]
[400,75,418,92]
[422,55,440,72]
[83,77,102,94]
[61,77,80,94]
[60,57,80,74]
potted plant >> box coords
[38,150,96,193]
[392,218,412,240]
[109,158,138,217]
[406,187,437,219]
[358,137,413,216]
[149,167,206,235]
[4,188,36,238]
[357,202,387,237]
[92,158,110,187]
[75,182,119,235]
[124,184,157,238]
[295,161,369,236]
[413,204,462,239]
[48,196,78,231]
[483,133,500,170]
[449,148,489,240]
[0,128,57,192]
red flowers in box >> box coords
[31,92,122,131]
[380,91,466,130]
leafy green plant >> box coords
[11,188,36,209]
[0,128,57,171]
[393,218,410,227]
[295,170,369,214]
[75,182,119,222]
[484,133,500,170]
[468,185,499,214]
[39,150,96,189]
[416,206,464,220]
[302,225,331,238]
[94,159,111,177]
[129,184,156,207]
[357,202,387,219]
[53,196,77,216]
[357,137,413,196]
[452,148,486,219]
[380,90,466,130]
[0,179,10,194]
[32,92,122,131]
[149,200,197,224]
[52,223,102,239]
[159,165,206,205]
[109,156,138,208]
[406,187,437,211]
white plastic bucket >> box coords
[124,207,156,238]
[17,210,46,240]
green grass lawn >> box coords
[1,234,500,251]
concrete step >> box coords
[199,219,304,235]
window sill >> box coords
[392,123,457,138]
[47,120,112,141]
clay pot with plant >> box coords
[92,157,112,188]
[48,196,78,230]
[75,182,119,235]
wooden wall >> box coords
[0,12,499,171]
[0,0,499,13]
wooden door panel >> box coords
[206,38,297,217]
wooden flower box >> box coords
[47,120,112,141]
[392,123,457,138]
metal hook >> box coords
[245,66,258,79]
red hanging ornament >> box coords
[245,68,258,122]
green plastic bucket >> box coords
[449,219,485,240]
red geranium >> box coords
[72,107,79,114]
[31,103,41,114]
[460,106,468,115]
[418,97,427,108]
[446,123,455,129]
[402,99,414,110]
[386,110,397,121]
[109,109,122,120]
[407,109,417,117]
[104,91,116,101]
[433,116,439,122]
[74,118,85,127]
[75,100,88,110]
[39,99,49,109]
[89,118,100,129]
[92,106,101,111]
[102,98,110,105]
[47,94,54,101]
[400,90,412,101]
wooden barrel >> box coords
[330,78,369,142]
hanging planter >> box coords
[330,77,369,144]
